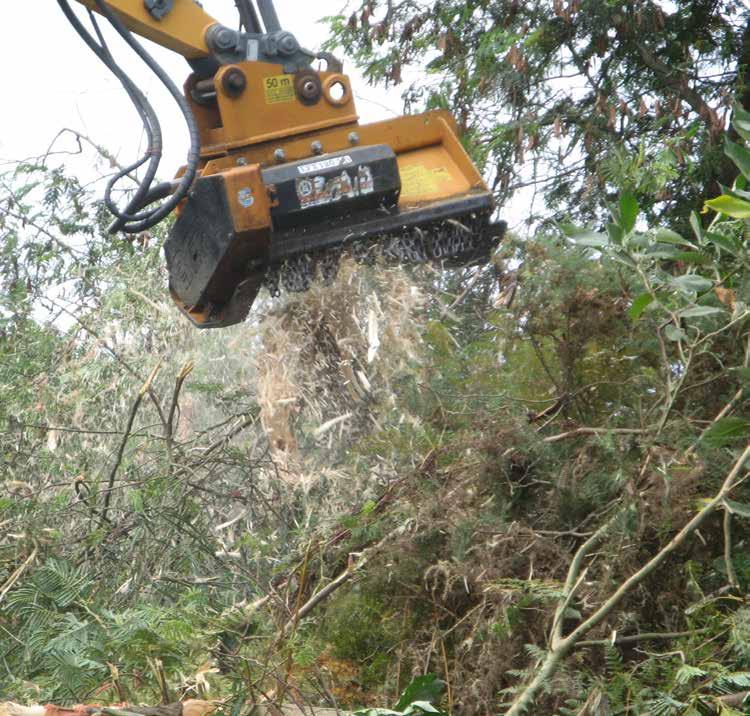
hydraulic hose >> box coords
[256,0,282,32]
[235,0,262,33]
[94,0,201,234]
[87,10,164,228]
[56,0,163,228]
[56,0,201,234]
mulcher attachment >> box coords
[163,59,505,329]
[58,0,504,330]
[264,202,505,298]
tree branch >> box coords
[0,548,38,606]
[633,40,721,137]
[575,628,709,648]
[506,442,750,715]
[543,427,648,444]
[101,363,160,523]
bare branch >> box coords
[506,442,750,715]
[101,362,161,523]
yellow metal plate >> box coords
[211,62,359,150]
[400,165,453,197]
[397,145,472,205]
[79,0,214,58]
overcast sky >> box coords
[0,1,396,172]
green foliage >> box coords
[8,141,749,709]
[706,106,750,221]
[393,675,446,711]
[354,675,447,715]
[5,11,750,715]
[325,0,750,225]
[321,591,401,687]
[703,418,750,448]
[1,556,216,703]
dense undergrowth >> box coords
[3,148,750,713]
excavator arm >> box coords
[58,0,506,329]
[76,0,214,58]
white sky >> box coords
[0,1,398,172]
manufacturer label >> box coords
[298,156,354,175]
[296,165,375,210]
[400,164,453,198]
[263,74,295,104]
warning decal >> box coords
[400,164,452,197]
[264,75,295,104]
[296,166,375,210]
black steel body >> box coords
[261,145,401,230]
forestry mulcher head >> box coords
[63,0,505,329]
[167,99,505,328]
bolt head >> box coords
[348,132,361,146]
[311,141,323,155]
[274,148,287,163]
[295,73,322,105]
[222,68,247,97]
[144,0,172,19]
[278,33,299,55]
[215,28,236,49]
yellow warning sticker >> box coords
[264,74,295,104]
[400,164,452,197]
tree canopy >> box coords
[328,0,750,225]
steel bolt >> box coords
[214,27,236,50]
[236,157,248,166]
[295,73,322,105]
[222,67,247,98]
[144,0,173,20]
[348,132,360,146]
[311,141,323,155]
[278,33,299,55]
[274,148,287,163]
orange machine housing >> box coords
[166,60,495,328]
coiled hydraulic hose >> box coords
[57,0,201,234]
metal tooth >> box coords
[449,232,462,256]
[404,234,428,263]
[432,232,446,259]
[352,240,378,266]
[263,216,489,300]
[382,236,404,263]
[281,254,315,293]
[264,268,281,297]
[317,251,340,285]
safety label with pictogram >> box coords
[296,166,375,209]
[264,75,295,104]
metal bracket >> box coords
[206,25,319,73]
[316,52,344,74]
[144,0,173,20]
[203,4,345,75]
